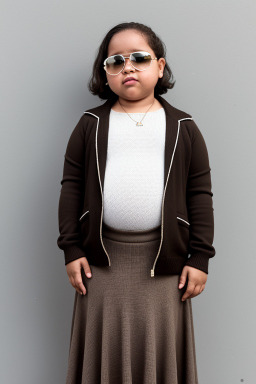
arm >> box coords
[185,120,216,274]
[57,115,86,265]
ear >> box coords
[158,58,166,78]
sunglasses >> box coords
[103,51,158,75]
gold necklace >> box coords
[118,99,155,126]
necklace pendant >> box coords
[136,121,143,126]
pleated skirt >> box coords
[65,222,199,384]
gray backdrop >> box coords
[1,0,255,382]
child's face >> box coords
[105,29,165,101]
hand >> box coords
[66,257,92,296]
[178,266,207,302]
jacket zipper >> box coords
[150,117,193,277]
[83,112,111,266]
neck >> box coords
[115,95,157,113]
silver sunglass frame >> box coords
[103,51,158,76]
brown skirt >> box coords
[65,222,199,384]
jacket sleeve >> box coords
[185,120,215,274]
[57,115,86,265]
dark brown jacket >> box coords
[57,95,215,276]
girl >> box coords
[57,21,215,384]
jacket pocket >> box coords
[79,208,90,243]
[79,209,90,222]
[177,213,190,228]
[175,212,190,256]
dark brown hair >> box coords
[88,22,176,100]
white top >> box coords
[102,107,166,231]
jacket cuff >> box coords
[185,254,209,274]
[64,245,86,265]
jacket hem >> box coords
[153,257,187,275]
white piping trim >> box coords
[83,111,111,266]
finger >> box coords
[181,282,196,301]
[188,285,201,299]
[69,275,82,295]
[82,260,92,278]
[178,269,188,289]
[74,272,86,296]
[69,275,75,288]
[199,284,205,294]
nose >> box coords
[122,57,135,73]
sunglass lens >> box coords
[131,52,152,70]
[106,55,124,74]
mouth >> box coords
[123,77,138,84]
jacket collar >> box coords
[85,95,192,190]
